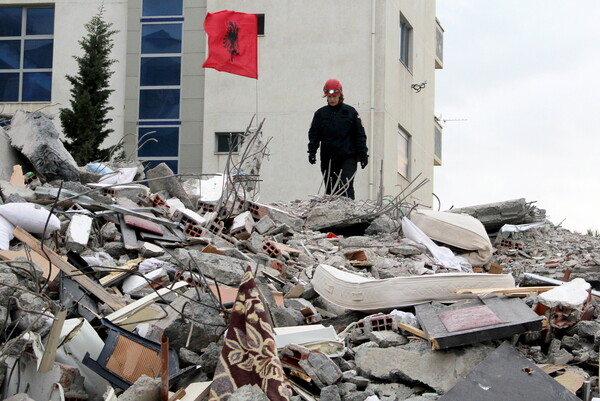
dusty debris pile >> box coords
[0,111,599,401]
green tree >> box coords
[60,9,118,165]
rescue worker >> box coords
[308,79,368,200]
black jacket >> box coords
[308,103,368,162]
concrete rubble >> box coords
[0,111,599,401]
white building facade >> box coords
[0,0,443,206]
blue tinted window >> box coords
[22,72,51,101]
[26,8,54,35]
[139,89,180,119]
[24,39,53,68]
[142,0,182,17]
[0,8,22,37]
[142,159,178,174]
[141,24,182,54]
[0,73,19,101]
[0,41,21,69]
[140,57,181,86]
[138,127,179,157]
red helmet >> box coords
[323,79,342,96]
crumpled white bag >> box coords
[0,203,60,238]
[402,217,471,272]
[0,215,15,250]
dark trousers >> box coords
[320,157,357,199]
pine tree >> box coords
[60,9,118,166]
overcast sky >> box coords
[433,0,600,233]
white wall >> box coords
[1,0,128,150]
[203,0,374,201]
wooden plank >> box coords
[106,281,189,324]
[38,309,67,373]
[99,257,142,287]
[119,213,140,250]
[455,286,557,295]
[167,388,186,401]
[13,227,126,311]
[0,249,62,281]
[179,382,212,401]
[555,371,586,394]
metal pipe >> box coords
[161,336,170,401]
[523,273,600,297]
[582,380,591,401]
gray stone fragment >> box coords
[254,215,276,234]
[102,241,127,258]
[337,382,357,397]
[199,342,221,375]
[272,307,304,327]
[13,291,53,334]
[343,390,375,401]
[571,320,600,339]
[341,370,369,389]
[172,249,246,286]
[389,244,422,256]
[320,385,342,401]
[157,289,226,352]
[228,385,270,401]
[6,111,80,182]
[100,221,120,241]
[179,347,202,367]
[547,338,574,365]
[298,347,343,388]
[367,382,414,401]
[365,214,398,235]
[354,341,492,394]
[146,163,194,209]
[117,375,161,401]
[367,331,408,348]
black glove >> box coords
[360,154,368,169]
[308,153,317,165]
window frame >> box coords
[215,132,243,154]
[397,124,412,179]
[0,6,54,103]
[399,13,413,70]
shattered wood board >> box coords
[117,199,164,235]
[13,227,126,311]
[415,296,543,350]
[439,342,581,401]
[119,213,140,250]
[0,249,63,281]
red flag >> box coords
[202,10,258,79]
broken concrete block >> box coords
[320,385,342,401]
[231,211,255,240]
[354,341,492,394]
[228,384,270,401]
[117,375,161,401]
[156,289,226,351]
[6,111,80,182]
[254,215,276,234]
[139,242,165,258]
[146,162,194,209]
[172,249,246,286]
[282,344,343,388]
[121,267,169,295]
[66,213,93,253]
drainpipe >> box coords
[369,0,376,199]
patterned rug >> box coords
[209,267,291,401]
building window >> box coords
[138,127,180,157]
[398,125,411,179]
[399,13,412,69]
[142,0,182,17]
[141,23,182,54]
[256,14,265,36]
[140,57,181,86]
[434,121,442,165]
[139,89,180,119]
[215,132,242,154]
[0,6,54,102]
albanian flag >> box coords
[202,10,258,79]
